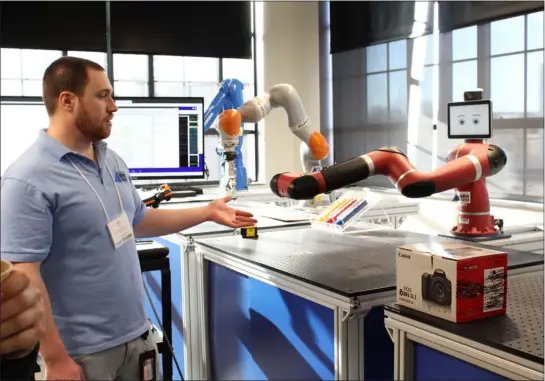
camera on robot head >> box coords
[422,269,452,306]
[463,89,483,102]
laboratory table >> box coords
[194,228,544,380]
[384,271,544,380]
[160,215,311,380]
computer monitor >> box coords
[447,100,492,139]
[107,97,205,180]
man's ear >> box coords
[59,92,76,111]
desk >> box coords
[384,271,544,380]
[150,187,420,229]
[194,228,543,380]
[137,241,173,381]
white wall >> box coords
[261,1,321,180]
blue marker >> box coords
[335,199,369,226]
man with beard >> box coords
[0,56,257,380]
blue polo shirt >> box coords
[1,129,150,356]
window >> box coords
[185,57,219,83]
[487,12,543,201]
[389,70,408,121]
[366,44,388,73]
[491,54,525,118]
[489,15,528,119]
[452,61,477,102]
[490,15,525,56]
[186,83,220,109]
[222,55,255,102]
[67,51,107,69]
[365,39,408,123]
[389,40,407,70]
[527,11,544,50]
[113,53,149,97]
[411,34,437,113]
[526,51,544,117]
[153,55,186,97]
[1,48,62,96]
[152,55,220,104]
[452,26,477,61]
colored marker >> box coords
[330,198,363,225]
[318,197,349,222]
[335,199,369,226]
[327,198,358,224]
[323,198,354,223]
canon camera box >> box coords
[396,242,508,323]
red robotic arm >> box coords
[270,143,507,237]
[271,143,506,199]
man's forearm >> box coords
[134,206,210,238]
[12,263,68,362]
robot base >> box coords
[439,231,512,243]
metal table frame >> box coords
[194,243,396,380]
[384,272,544,381]
[384,312,543,380]
[161,222,311,380]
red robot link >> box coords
[270,143,507,238]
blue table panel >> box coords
[208,261,336,380]
[414,343,508,380]
[363,306,395,380]
[142,238,184,379]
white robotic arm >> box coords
[237,84,330,173]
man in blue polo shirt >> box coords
[0,56,257,380]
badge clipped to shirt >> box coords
[107,211,134,249]
[139,349,157,381]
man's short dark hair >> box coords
[42,56,105,116]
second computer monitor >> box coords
[107,97,205,180]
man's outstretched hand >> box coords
[206,195,257,228]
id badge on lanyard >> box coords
[68,157,134,249]
[107,211,134,249]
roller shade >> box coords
[439,1,544,32]
[330,1,432,54]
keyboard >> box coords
[139,184,204,195]
[170,190,197,198]
[167,184,204,194]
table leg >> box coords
[161,266,173,380]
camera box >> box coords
[396,242,508,323]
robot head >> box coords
[447,99,492,140]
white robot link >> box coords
[238,84,330,174]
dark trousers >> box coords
[0,344,39,381]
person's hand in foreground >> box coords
[206,195,258,228]
[0,263,46,357]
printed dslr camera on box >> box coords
[396,242,507,323]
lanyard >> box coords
[67,156,124,222]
